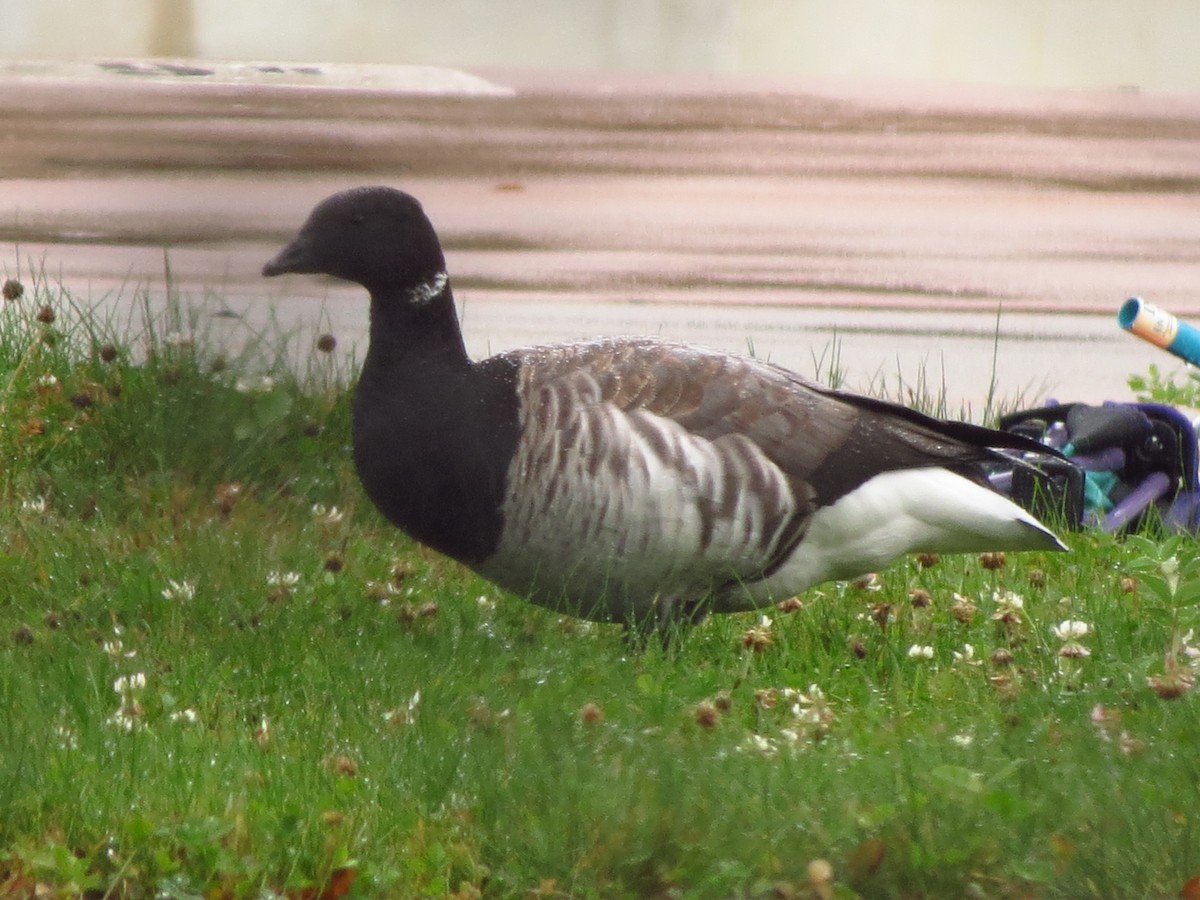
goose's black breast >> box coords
[351,353,522,564]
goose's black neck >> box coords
[352,285,520,565]
[364,284,471,374]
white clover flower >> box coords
[20,496,47,514]
[950,732,974,748]
[54,724,78,750]
[741,733,778,756]
[266,570,302,589]
[1052,620,1091,641]
[907,644,934,660]
[102,629,137,659]
[169,708,199,723]
[992,590,1024,612]
[113,672,146,696]
[108,673,147,731]
[383,690,422,727]
[789,684,834,728]
[235,375,275,394]
[163,331,194,348]
[952,643,978,664]
[162,579,196,602]
[1181,629,1200,662]
[311,504,345,526]
[37,374,58,389]
[107,708,143,732]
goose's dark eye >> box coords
[350,212,367,226]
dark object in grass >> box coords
[2,278,23,300]
[263,186,1066,634]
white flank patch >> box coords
[408,271,448,306]
[758,467,1065,596]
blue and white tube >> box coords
[1119,297,1200,367]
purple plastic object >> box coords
[1102,471,1172,532]
[1069,447,1127,471]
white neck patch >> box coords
[408,271,448,306]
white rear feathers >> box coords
[749,466,1067,603]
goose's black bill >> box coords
[262,234,317,277]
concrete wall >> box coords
[2,0,1196,91]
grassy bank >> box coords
[1,269,1199,898]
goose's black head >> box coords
[263,186,447,300]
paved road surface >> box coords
[2,62,1199,411]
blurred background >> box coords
[2,0,1198,91]
[2,0,1198,409]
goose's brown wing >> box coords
[491,336,1034,507]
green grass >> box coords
[2,268,1200,898]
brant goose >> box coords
[264,186,1066,631]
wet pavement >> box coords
[2,62,1200,409]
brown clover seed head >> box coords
[12,624,34,645]
[1119,576,1138,595]
[214,481,244,516]
[915,552,940,568]
[693,700,720,729]
[99,343,118,363]
[323,553,345,573]
[776,595,803,613]
[990,647,1015,667]
[979,551,1007,571]
[302,421,322,438]
[324,754,358,777]
[316,333,337,353]
[1058,642,1090,659]
[69,392,93,409]
[950,600,979,628]
[908,588,933,608]
[2,278,23,301]
[1027,568,1047,588]
[36,304,55,324]
[1148,670,1195,701]
[579,702,604,725]
[741,622,773,653]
